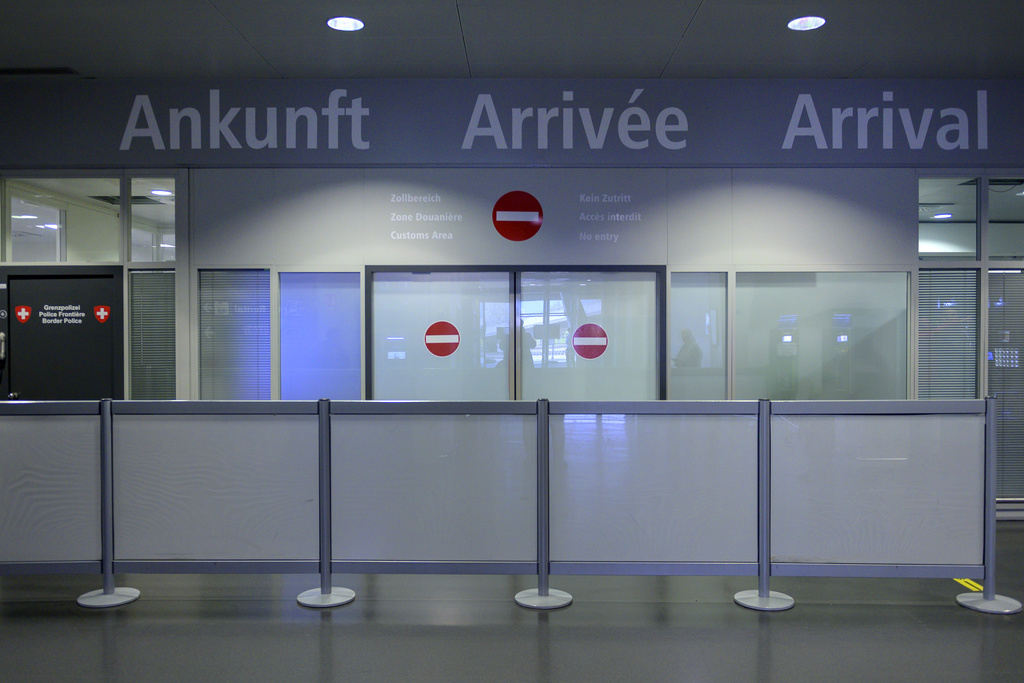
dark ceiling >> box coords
[2,1,1023,80]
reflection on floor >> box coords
[1,524,1022,682]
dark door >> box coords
[0,266,123,400]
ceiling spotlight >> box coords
[788,16,826,31]
[151,189,173,197]
[327,16,364,32]
[933,213,953,219]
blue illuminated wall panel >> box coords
[280,272,361,400]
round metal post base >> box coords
[734,589,795,612]
[956,592,1023,615]
[515,588,573,610]
[297,587,356,608]
[77,587,141,609]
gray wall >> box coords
[192,167,919,268]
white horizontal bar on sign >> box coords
[495,211,540,222]
[425,335,460,343]
[573,337,607,345]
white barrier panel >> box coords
[771,412,984,566]
[2,398,1014,614]
[0,413,101,563]
[550,411,758,566]
[331,413,537,563]
[113,412,319,562]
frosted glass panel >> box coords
[0,416,100,562]
[735,272,908,400]
[280,272,361,400]
[372,272,511,399]
[332,414,536,561]
[670,272,726,399]
[113,414,319,561]
[550,413,757,562]
[771,414,983,565]
[520,272,658,400]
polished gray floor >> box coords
[2,524,1022,682]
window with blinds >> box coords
[917,270,978,399]
[129,270,176,399]
[198,269,270,399]
[988,271,1024,497]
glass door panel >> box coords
[372,271,511,400]
[519,271,658,401]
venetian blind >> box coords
[129,270,176,399]
[918,270,978,400]
[198,269,270,399]
[988,271,1024,497]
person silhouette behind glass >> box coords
[495,326,538,382]
[673,328,702,368]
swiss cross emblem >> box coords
[15,305,31,323]
[94,305,111,323]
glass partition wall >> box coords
[3,171,1024,500]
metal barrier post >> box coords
[735,399,793,611]
[956,396,1021,614]
[77,399,140,608]
[516,399,572,609]
[298,399,356,607]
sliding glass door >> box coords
[518,271,658,401]
[371,271,513,400]
[369,268,661,400]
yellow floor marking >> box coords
[955,578,984,592]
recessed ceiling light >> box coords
[788,16,826,31]
[327,16,364,32]
[151,189,173,196]
[933,213,954,219]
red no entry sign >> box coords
[572,323,608,359]
[492,190,543,241]
[424,320,460,357]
